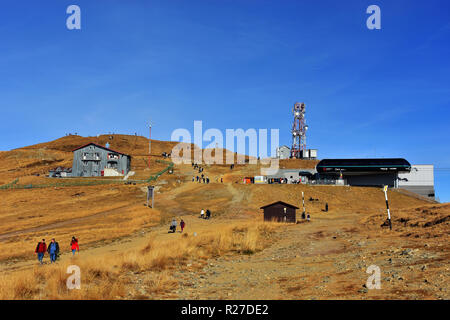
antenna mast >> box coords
[290,102,308,159]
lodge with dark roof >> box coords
[315,158,412,188]
[71,143,131,177]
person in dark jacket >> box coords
[47,238,60,263]
[180,219,185,233]
[206,209,211,219]
[35,239,47,264]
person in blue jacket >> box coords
[47,238,60,263]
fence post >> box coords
[383,186,392,230]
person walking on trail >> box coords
[221,177,223,183]
[35,239,47,264]
[200,209,205,219]
[47,238,60,263]
[206,177,210,184]
[169,218,177,233]
[70,236,79,256]
[206,209,211,219]
[180,219,185,233]
[306,214,311,222]
[325,203,328,212]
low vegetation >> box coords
[0,221,278,299]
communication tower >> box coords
[290,102,308,158]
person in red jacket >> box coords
[70,236,79,256]
[35,239,47,264]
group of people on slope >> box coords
[169,218,186,233]
[193,174,210,184]
[200,209,211,219]
[35,236,79,264]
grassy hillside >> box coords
[0,134,447,300]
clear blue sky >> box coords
[0,0,449,201]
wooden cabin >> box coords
[260,201,298,223]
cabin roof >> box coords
[260,201,299,210]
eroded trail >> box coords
[171,208,449,300]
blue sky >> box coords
[0,0,449,201]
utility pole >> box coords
[148,122,152,169]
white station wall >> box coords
[398,165,434,187]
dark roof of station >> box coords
[316,158,411,171]
[71,143,130,157]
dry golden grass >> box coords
[0,220,279,300]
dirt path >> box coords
[172,210,449,300]
[172,212,355,299]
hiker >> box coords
[70,236,79,256]
[35,239,47,264]
[47,238,60,263]
[221,177,223,183]
[206,177,210,184]
[325,203,328,212]
[206,209,211,219]
[202,177,206,183]
[192,176,195,182]
[200,209,205,219]
[169,219,177,233]
[180,219,185,233]
[306,214,311,222]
